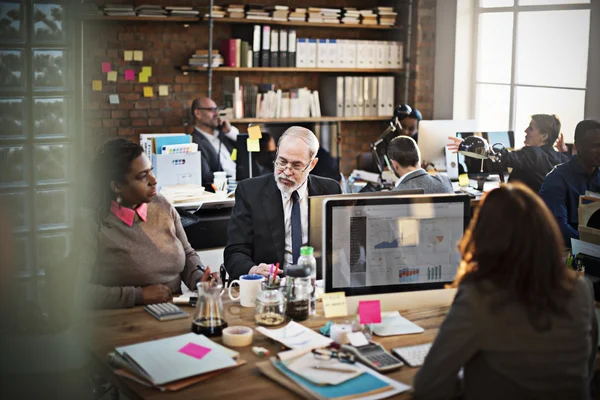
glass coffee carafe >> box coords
[192,277,227,337]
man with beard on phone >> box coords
[224,127,342,280]
[190,97,239,186]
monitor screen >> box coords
[417,120,477,172]
[309,190,425,280]
[324,195,470,295]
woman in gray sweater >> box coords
[414,183,598,400]
[77,139,212,309]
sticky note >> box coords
[124,50,133,61]
[248,125,262,140]
[357,300,381,324]
[178,343,212,360]
[458,173,469,187]
[109,94,119,104]
[321,292,348,318]
[92,80,102,91]
[346,331,369,347]
[142,66,152,77]
[139,73,149,83]
[230,148,237,161]
[247,138,260,152]
[158,85,169,96]
[143,86,153,97]
[101,62,111,73]
[107,71,117,82]
[133,50,143,61]
[125,69,135,81]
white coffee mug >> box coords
[228,274,264,307]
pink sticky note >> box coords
[358,300,382,324]
[179,343,212,360]
[102,62,111,73]
[125,69,135,81]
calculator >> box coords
[341,342,404,372]
[144,303,189,321]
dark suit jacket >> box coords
[190,127,236,185]
[224,174,342,280]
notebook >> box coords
[370,311,424,337]
[115,333,238,386]
[260,357,410,400]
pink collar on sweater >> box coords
[110,201,148,226]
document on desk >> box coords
[256,321,333,350]
[370,311,424,337]
[115,333,237,385]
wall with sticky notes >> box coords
[81,0,437,174]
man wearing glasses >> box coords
[224,127,342,280]
[190,97,239,186]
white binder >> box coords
[344,76,353,117]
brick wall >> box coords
[82,0,436,175]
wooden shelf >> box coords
[213,17,400,30]
[82,15,199,22]
[230,116,390,123]
[181,66,403,74]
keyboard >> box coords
[391,343,432,367]
[458,187,484,198]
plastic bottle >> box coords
[297,246,317,315]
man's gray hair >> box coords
[277,126,320,159]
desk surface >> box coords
[88,291,455,400]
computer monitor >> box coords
[418,120,477,172]
[323,194,470,296]
[235,133,257,182]
[309,189,425,280]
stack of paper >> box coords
[160,184,208,204]
[109,333,244,391]
[289,8,307,21]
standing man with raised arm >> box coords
[224,126,342,280]
[190,97,239,185]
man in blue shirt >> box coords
[539,119,600,246]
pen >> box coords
[309,366,358,374]
[211,184,218,192]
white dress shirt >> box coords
[196,125,239,178]
[395,168,424,187]
[280,179,309,268]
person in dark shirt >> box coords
[449,114,569,192]
[539,119,600,246]
[400,108,422,143]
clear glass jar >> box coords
[285,264,312,321]
[255,281,286,326]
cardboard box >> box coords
[578,195,600,245]
[153,152,202,189]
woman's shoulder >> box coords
[148,193,177,216]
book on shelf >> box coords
[261,26,271,67]
[252,25,261,66]
[288,30,297,66]
[270,28,279,67]
[320,75,393,118]
[265,5,290,11]
[279,29,288,67]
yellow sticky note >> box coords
[92,80,102,91]
[124,50,133,61]
[247,138,260,152]
[321,292,348,318]
[139,73,149,83]
[133,50,143,61]
[458,174,470,187]
[143,86,154,97]
[107,71,117,82]
[158,85,169,96]
[142,66,152,77]
[230,148,237,161]
[248,125,262,140]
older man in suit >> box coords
[224,127,342,280]
[190,97,239,185]
[388,136,453,194]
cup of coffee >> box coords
[228,274,264,307]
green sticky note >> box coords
[142,66,152,77]
[231,148,237,161]
[247,138,260,152]
[139,73,149,83]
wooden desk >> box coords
[88,291,455,400]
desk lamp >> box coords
[369,104,413,188]
[457,136,505,190]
